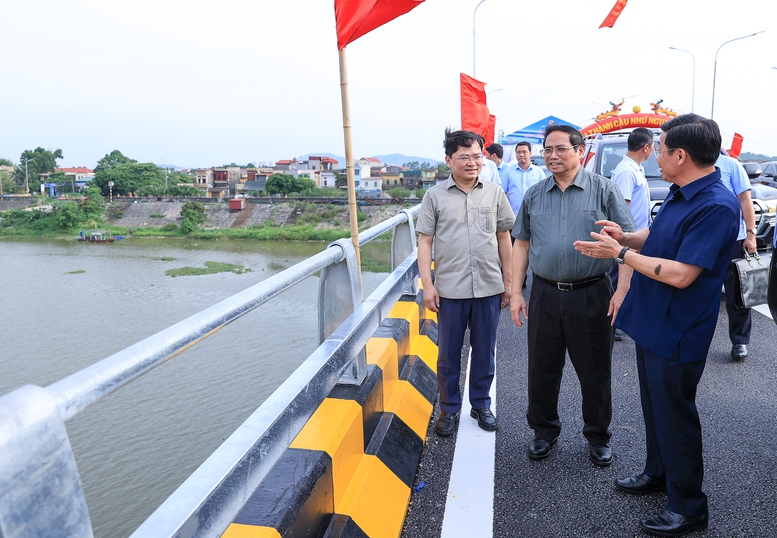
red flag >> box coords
[460,73,491,143]
[486,114,496,149]
[599,0,628,29]
[728,133,744,159]
[335,0,425,50]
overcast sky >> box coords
[2,0,775,169]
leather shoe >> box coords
[731,344,748,360]
[639,509,708,536]
[589,444,612,467]
[614,329,624,341]
[435,412,458,437]
[528,438,557,460]
[470,407,498,431]
[615,473,666,494]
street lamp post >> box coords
[669,47,696,113]
[23,159,30,195]
[473,0,488,78]
[711,31,765,119]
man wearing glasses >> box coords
[574,114,739,536]
[417,129,514,437]
[509,124,635,466]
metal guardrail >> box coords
[0,204,420,538]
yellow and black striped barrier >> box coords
[222,285,438,538]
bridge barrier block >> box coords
[364,413,423,489]
[337,455,409,538]
[399,356,437,406]
[329,365,384,450]
[321,514,368,538]
[227,448,334,537]
[290,399,364,508]
[372,318,410,367]
[366,338,399,408]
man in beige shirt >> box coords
[417,129,514,436]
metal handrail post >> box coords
[392,208,418,295]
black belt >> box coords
[537,274,605,292]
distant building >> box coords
[40,167,95,196]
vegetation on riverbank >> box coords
[166,262,252,277]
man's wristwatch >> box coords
[746,228,757,235]
[615,246,630,265]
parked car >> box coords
[530,154,551,177]
[582,131,776,251]
[755,161,777,189]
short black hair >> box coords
[444,128,485,158]
[660,114,721,167]
[485,143,503,159]
[516,141,532,152]
[543,124,583,149]
[627,128,654,151]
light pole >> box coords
[23,158,30,195]
[711,30,765,119]
[669,47,696,113]
[473,0,488,78]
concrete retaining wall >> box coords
[221,285,438,538]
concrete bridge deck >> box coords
[401,276,777,538]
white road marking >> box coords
[440,347,496,538]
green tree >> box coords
[180,201,206,234]
[264,173,295,196]
[17,147,63,193]
[403,161,420,170]
[437,162,451,176]
[0,158,13,166]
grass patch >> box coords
[166,261,252,277]
[66,269,86,274]
[158,257,175,261]
[149,213,166,218]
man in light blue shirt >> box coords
[610,128,653,230]
[502,141,546,216]
[716,153,757,360]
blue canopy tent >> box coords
[500,115,580,144]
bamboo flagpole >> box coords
[338,47,363,284]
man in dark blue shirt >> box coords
[574,114,739,536]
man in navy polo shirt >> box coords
[574,114,739,536]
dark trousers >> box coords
[723,239,752,344]
[526,276,613,445]
[637,344,708,517]
[436,295,500,413]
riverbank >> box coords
[0,198,415,241]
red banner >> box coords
[599,0,628,29]
[581,113,672,137]
[728,133,744,159]
[460,73,491,144]
[335,0,425,50]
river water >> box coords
[0,236,391,537]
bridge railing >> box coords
[0,204,420,538]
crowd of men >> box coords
[419,114,766,536]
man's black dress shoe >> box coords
[615,473,666,494]
[470,407,498,431]
[731,344,748,360]
[435,411,459,437]
[639,509,708,536]
[528,438,557,460]
[589,444,612,467]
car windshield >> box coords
[596,143,662,179]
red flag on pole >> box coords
[728,133,744,159]
[335,0,425,50]
[460,73,491,144]
[599,0,628,29]
[486,114,496,149]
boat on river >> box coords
[78,230,117,243]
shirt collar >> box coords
[446,174,483,191]
[547,166,589,192]
[669,169,722,200]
